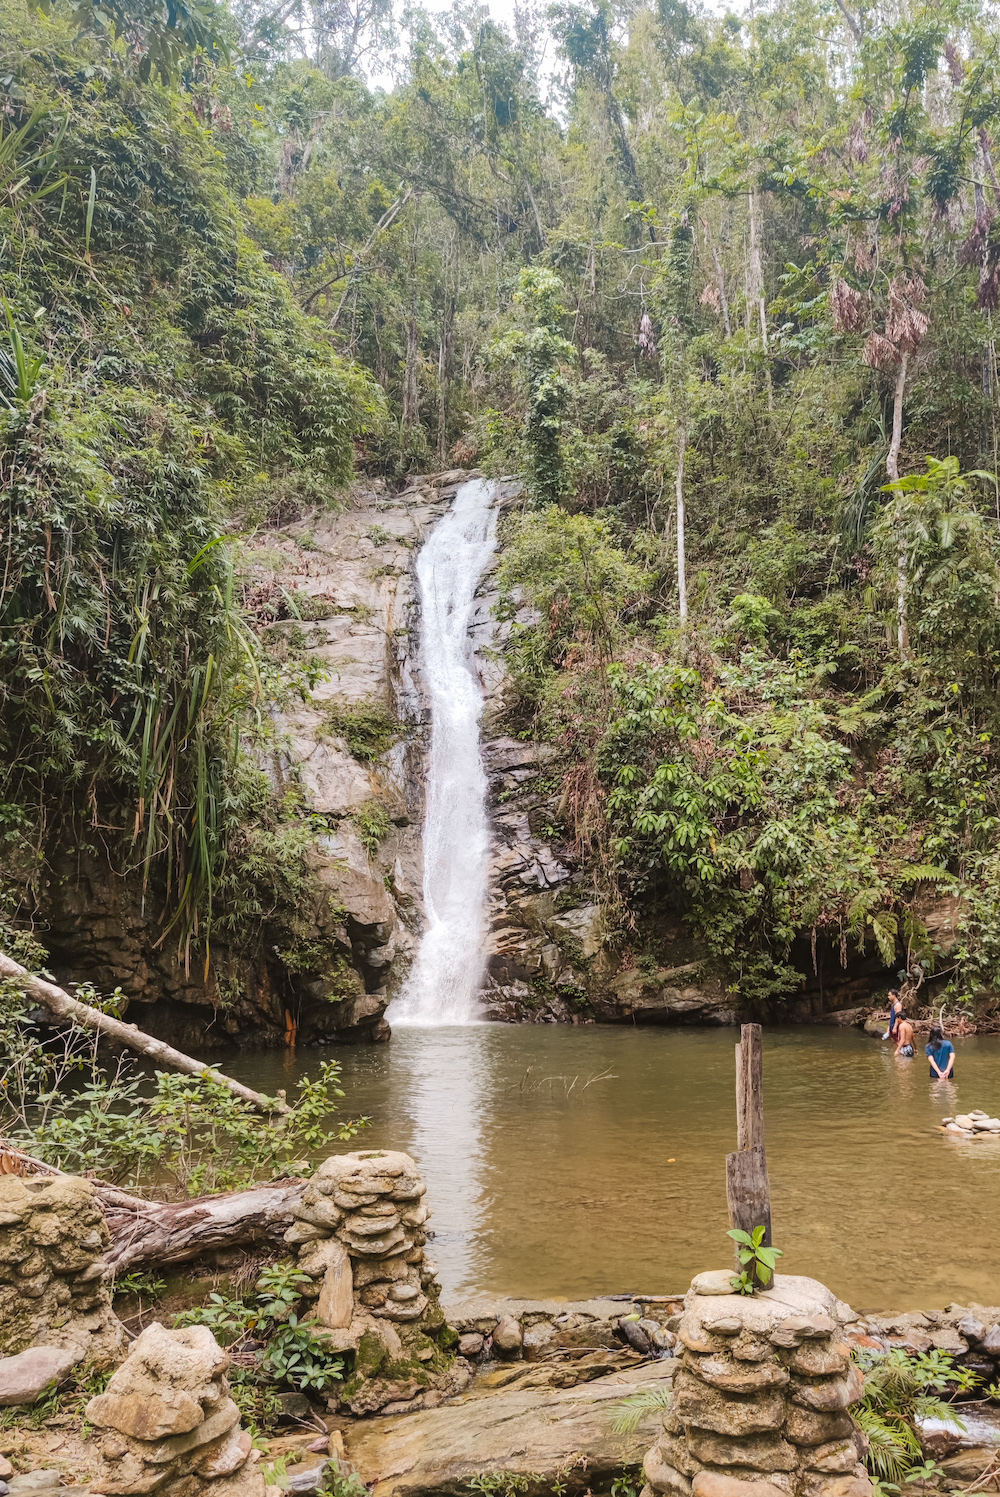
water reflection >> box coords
[381,1028,493,1292]
[226,1026,1000,1310]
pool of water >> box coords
[224,1025,1000,1312]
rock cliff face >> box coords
[471,542,738,1028]
[32,470,907,1043]
[35,472,484,1048]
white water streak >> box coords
[388,478,498,1025]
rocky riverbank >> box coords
[7,1283,1000,1496]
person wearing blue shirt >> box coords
[926,1024,955,1081]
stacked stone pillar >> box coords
[0,1174,123,1369]
[642,1273,872,1497]
[287,1149,462,1413]
[85,1322,266,1495]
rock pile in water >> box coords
[0,1174,123,1386]
[85,1322,266,1495]
[287,1149,466,1414]
[641,1272,872,1497]
[942,1111,1000,1136]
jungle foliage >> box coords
[5,0,1000,1008]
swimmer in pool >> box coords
[894,1016,915,1057]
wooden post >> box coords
[726,1023,772,1284]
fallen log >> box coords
[0,1143,305,1274]
[101,1179,307,1274]
[0,950,287,1115]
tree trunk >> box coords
[402,294,419,428]
[710,244,733,338]
[747,188,772,407]
[437,299,454,463]
[0,951,287,1115]
[676,426,688,623]
[102,1180,307,1273]
[886,351,910,659]
[0,1143,305,1274]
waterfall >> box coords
[388,478,498,1026]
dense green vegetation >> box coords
[4,0,1000,1008]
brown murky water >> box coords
[225,1026,1000,1311]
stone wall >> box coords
[286,1149,468,1414]
[0,1175,122,1373]
[641,1272,871,1497]
[86,1322,266,1496]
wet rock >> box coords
[692,1475,787,1497]
[805,1440,864,1474]
[928,1327,967,1354]
[493,1315,523,1354]
[276,1391,313,1420]
[285,1461,332,1491]
[521,1324,554,1360]
[692,1356,790,1392]
[785,1408,856,1447]
[86,1322,266,1496]
[791,1366,865,1412]
[941,1447,1000,1486]
[620,1319,654,1356]
[980,1324,1000,1355]
[645,1442,693,1496]
[691,1272,738,1298]
[316,1242,353,1330]
[770,1315,837,1348]
[672,1368,787,1435]
[0,1176,122,1367]
[457,1333,484,1356]
[788,1343,852,1377]
[686,1429,799,1472]
[641,1320,676,1353]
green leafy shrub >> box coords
[262,1313,346,1394]
[4,1055,366,1194]
[353,799,391,858]
[727,1226,782,1293]
[324,702,405,761]
[0,0,381,964]
[852,1348,974,1484]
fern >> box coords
[610,1385,673,1437]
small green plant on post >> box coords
[728,1226,783,1295]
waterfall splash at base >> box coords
[387,477,498,1026]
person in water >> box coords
[894,1015,915,1057]
[883,989,904,1041]
[926,1024,956,1080]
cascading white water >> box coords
[387,478,498,1026]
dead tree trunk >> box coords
[102,1181,307,1273]
[0,951,287,1115]
[726,1023,773,1286]
[0,1145,305,1274]
[886,351,910,659]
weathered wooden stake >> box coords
[726,1023,773,1285]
